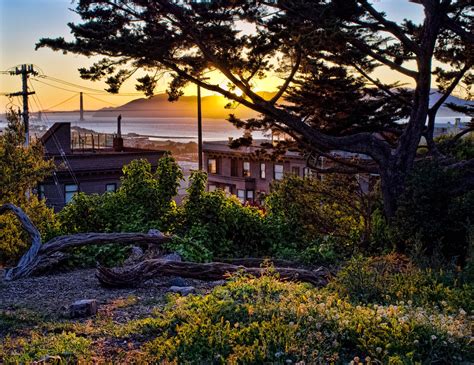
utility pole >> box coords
[196,77,210,171]
[8,64,37,146]
[197,83,203,170]
[79,92,84,121]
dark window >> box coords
[246,190,254,202]
[38,184,45,200]
[65,184,78,204]
[274,164,284,180]
[106,183,116,192]
[291,166,300,176]
[208,158,217,174]
[243,161,251,177]
[231,159,238,177]
[260,163,266,179]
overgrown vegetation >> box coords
[2,264,472,364]
[0,112,58,265]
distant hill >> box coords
[93,93,275,119]
[429,90,472,117]
[93,90,471,119]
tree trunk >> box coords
[1,203,171,280]
[96,259,330,288]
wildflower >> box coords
[376,347,382,353]
[459,308,466,316]
[413,340,419,345]
[431,335,437,341]
[407,300,413,306]
[353,356,360,362]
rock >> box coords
[147,229,166,238]
[168,276,187,287]
[168,286,195,296]
[162,252,182,262]
[124,246,144,266]
[210,280,226,287]
[69,299,98,318]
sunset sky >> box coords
[0,0,424,112]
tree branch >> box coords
[357,0,421,55]
[269,49,302,104]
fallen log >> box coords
[96,259,330,288]
[1,203,170,280]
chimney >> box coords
[113,114,124,152]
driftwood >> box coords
[2,203,330,287]
[96,259,330,287]
[1,204,171,280]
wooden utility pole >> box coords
[196,77,210,170]
[79,92,84,121]
[197,84,203,170]
[8,65,37,146]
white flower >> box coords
[459,308,466,316]
[431,335,437,341]
[376,347,382,353]
[413,340,419,345]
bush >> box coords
[392,161,474,263]
[125,271,472,364]
[330,254,474,312]
[179,171,269,258]
[0,332,92,364]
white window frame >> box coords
[243,161,251,177]
[274,164,284,180]
[260,163,266,179]
[237,189,245,203]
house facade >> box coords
[39,122,165,211]
[203,139,375,204]
[203,140,314,204]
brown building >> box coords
[39,122,165,210]
[203,139,374,204]
[203,140,310,204]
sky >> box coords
[0,0,424,112]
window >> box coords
[303,167,314,178]
[106,183,116,192]
[208,158,217,174]
[243,161,251,177]
[274,164,284,180]
[209,184,217,192]
[38,184,45,200]
[64,184,78,204]
[231,159,238,177]
[260,163,266,179]
[246,190,254,202]
[224,185,231,195]
[237,189,245,203]
[291,166,300,176]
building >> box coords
[203,139,312,204]
[203,139,375,204]
[39,122,165,210]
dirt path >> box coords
[0,268,210,320]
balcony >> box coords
[207,174,256,189]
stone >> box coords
[169,286,195,296]
[210,280,226,287]
[69,299,98,318]
[147,229,166,238]
[162,252,182,262]
[123,246,144,266]
[168,276,187,287]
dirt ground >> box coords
[0,268,211,321]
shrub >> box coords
[330,254,474,312]
[0,332,92,364]
[392,161,474,263]
[265,174,373,261]
[179,171,269,258]
[126,272,472,364]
